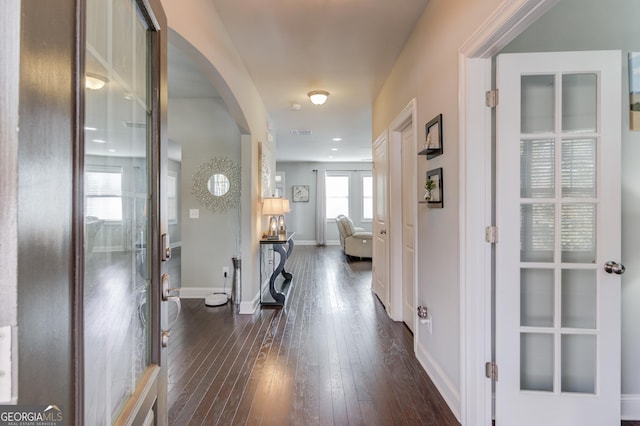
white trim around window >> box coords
[361,173,373,222]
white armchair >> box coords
[335,215,372,259]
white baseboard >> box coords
[326,240,340,246]
[622,394,640,420]
[239,292,259,314]
[415,342,461,422]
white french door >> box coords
[495,51,622,425]
[373,133,389,307]
[401,124,416,332]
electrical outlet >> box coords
[189,208,199,219]
[222,266,229,277]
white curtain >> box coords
[315,169,327,245]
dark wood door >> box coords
[17,0,168,423]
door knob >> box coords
[417,305,428,319]
[604,261,625,275]
[379,229,387,235]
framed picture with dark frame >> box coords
[418,114,443,159]
[425,167,443,208]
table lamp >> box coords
[279,198,290,235]
[262,197,284,238]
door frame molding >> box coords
[388,98,417,322]
[457,0,559,424]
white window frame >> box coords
[86,165,124,222]
[325,172,350,220]
[167,170,178,225]
[274,171,286,198]
[361,173,373,222]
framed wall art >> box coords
[424,167,443,208]
[418,114,443,159]
[292,185,310,202]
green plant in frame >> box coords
[424,177,435,201]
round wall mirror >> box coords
[208,173,230,196]
[192,157,241,213]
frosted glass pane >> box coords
[522,75,555,134]
[562,139,596,198]
[521,333,554,392]
[562,74,597,133]
[521,139,555,198]
[521,269,554,327]
[561,270,596,329]
[561,334,596,393]
[561,204,596,263]
[521,204,555,262]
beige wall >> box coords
[161,0,274,309]
[373,0,502,414]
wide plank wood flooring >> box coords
[168,245,459,425]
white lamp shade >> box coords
[262,197,284,215]
[282,198,291,213]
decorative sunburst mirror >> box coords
[192,157,241,213]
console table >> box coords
[259,232,294,307]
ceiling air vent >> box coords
[290,129,312,136]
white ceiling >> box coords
[169,0,430,162]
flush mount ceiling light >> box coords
[308,90,329,106]
[85,73,108,90]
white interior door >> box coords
[401,125,415,332]
[496,50,622,425]
[373,134,389,307]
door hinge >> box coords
[485,361,498,381]
[485,89,499,108]
[485,226,498,244]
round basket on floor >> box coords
[205,293,228,307]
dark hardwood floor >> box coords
[168,245,459,425]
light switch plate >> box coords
[0,326,11,402]
[189,209,199,219]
